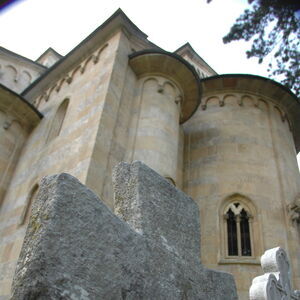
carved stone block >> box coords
[11,162,237,299]
[249,247,300,300]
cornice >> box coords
[201,74,300,152]
[0,83,42,129]
[21,9,155,101]
[129,49,202,124]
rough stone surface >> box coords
[249,247,300,300]
[113,161,201,262]
[11,162,237,299]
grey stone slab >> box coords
[11,162,237,300]
[113,161,201,262]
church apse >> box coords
[182,74,300,299]
[131,76,181,184]
[128,50,201,186]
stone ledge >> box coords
[219,258,261,265]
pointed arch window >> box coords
[225,202,252,257]
[19,184,39,225]
[46,98,69,143]
[227,208,238,256]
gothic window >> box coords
[227,208,238,255]
[19,184,39,225]
[46,98,69,143]
[223,200,254,258]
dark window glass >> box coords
[240,209,252,256]
[227,209,238,256]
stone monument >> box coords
[249,247,300,300]
[11,161,237,299]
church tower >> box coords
[182,75,300,298]
[0,10,299,300]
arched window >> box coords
[219,192,264,264]
[46,98,69,143]
[226,207,238,256]
[19,184,39,225]
[164,176,176,186]
[225,202,252,257]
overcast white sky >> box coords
[1,0,299,167]
[0,0,269,75]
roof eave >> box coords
[201,74,300,153]
[174,42,217,75]
[21,9,151,100]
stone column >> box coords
[132,76,181,184]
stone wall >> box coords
[0,31,121,298]
[0,48,45,93]
[183,91,300,299]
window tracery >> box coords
[219,195,261,263]
[224,202,252,257]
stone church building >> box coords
[0,9,299,299]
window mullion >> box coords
[248,216,254,257]
[236,215,242,256]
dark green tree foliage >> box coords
[208,0,300,97]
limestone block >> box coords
[249,247,300,300]
[113,161,201,262]
[11,162,237,299]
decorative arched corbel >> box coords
[175,95,182,106]
[253,97,259,108]
[80,64,85,74]
[81,56,94,74]
[66,74,72,84]
[3,120,12,130]
[287,197,300,225]
[237,95,243,106]
[34,95,44,108]
[157,84,164,94]
[55,82,61,92]
[43,92,49,102]
[47,84,57,100]
[92,54,99,64]
[56,78,66,92]
[93,43,108,64]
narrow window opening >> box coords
[19,184,39,225]
[46,98,69,144]
[227,208,238,256]
[225,202,253,257]
[240,209,252,256]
